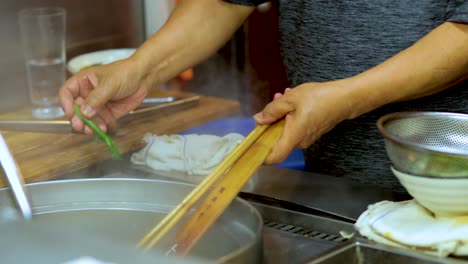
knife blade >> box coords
[0,95,200,133]
[0,120,73,133]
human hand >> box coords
[254,80,357,164]
[59,58,150,134]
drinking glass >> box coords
[18,7,66,119]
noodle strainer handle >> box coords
[0,132,32,220]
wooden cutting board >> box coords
[0,90,240,187]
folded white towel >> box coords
[355,200,468,257]
[130,133,244,182]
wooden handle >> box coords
[170,119,285,256]
[138,122,270,250]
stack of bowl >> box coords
[377,111,468,217]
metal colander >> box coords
[377,111,468,177]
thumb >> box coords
[81,73,113,118]
[254,99,294,125]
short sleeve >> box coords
[224,0,270,6]
[447,0,468,23]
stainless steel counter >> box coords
[244,165,410,221]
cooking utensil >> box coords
[130,95,199,115]
[139,119,284,255]
[0,132,32,220]
[377,111,468,177]
[0,178,262,263]
[0,96,200,133]
[141,96,176,104]
[0,120,72,133]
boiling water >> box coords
[26,58,65,118]
[33,209,245,260]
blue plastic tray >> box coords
[181,117,305,171]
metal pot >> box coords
[0,178,263,263]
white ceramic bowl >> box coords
[392,167,468,217]
[67,48,136,74]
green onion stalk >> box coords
[73,104,121,160]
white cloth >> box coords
[130,133,244,182]
[355,200,468,257]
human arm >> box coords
[255,22,468,164]
[59,0,254,133]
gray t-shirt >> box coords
[227,0,468,192]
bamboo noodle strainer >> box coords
[137,119,285,256]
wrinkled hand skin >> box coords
[254,79,357,165]
[59,58,149,135]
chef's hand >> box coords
[254,80,356,164]
[59,58,150,134]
